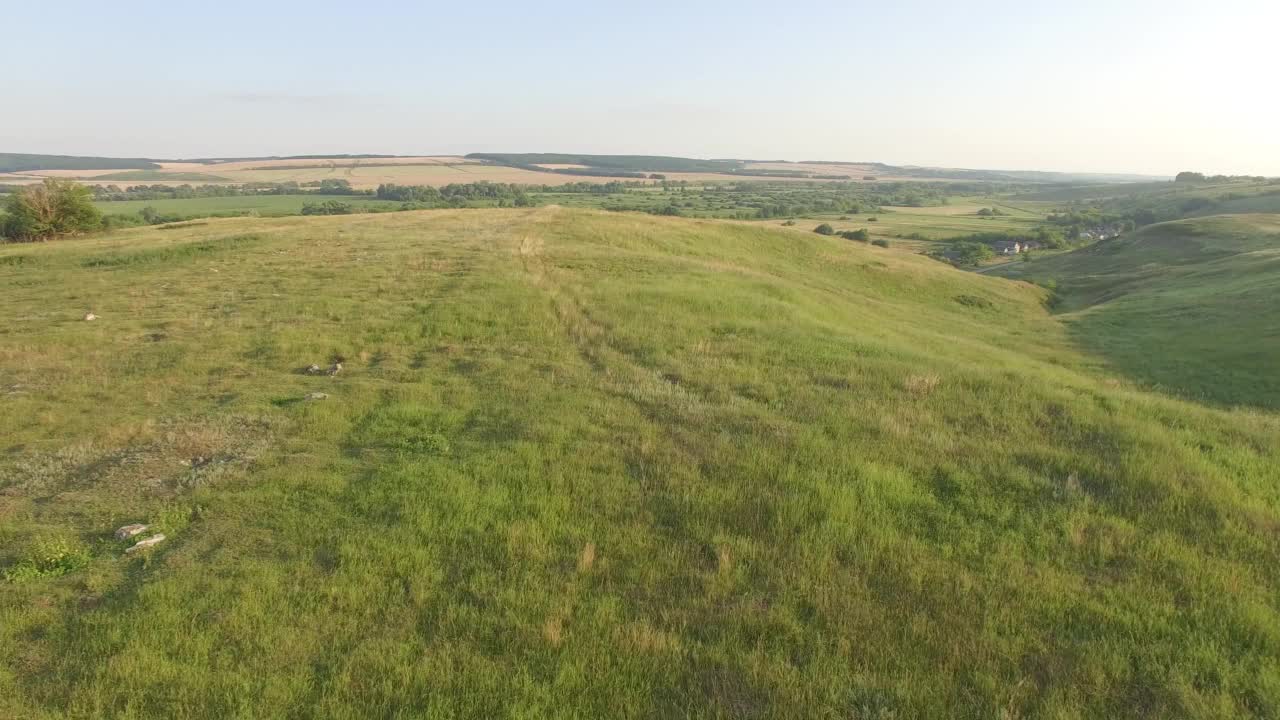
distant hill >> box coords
[0,153,160,173]
[803,162,1164,184]
[466,153,742,173]
[993,214,1280,408]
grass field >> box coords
[992,214,1280,410]
[93,195,404,218]
[1,209,1278,717]
[758,197,1052,252]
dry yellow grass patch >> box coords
[903,373,942,396]
[577,542,596,573]
[542,616,564,647]
[716,545,733,575]
[617,621,680,654]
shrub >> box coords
[781,220,796,226]
[872,239,890,248]
[301,200,354,216]
[3,179,102,241]
[951,241,994,266]
[867,217,878,222]
[813,223,835,235]
[839,228,871,242]
[3,536,91,582]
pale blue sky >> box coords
[5,0,1277,175]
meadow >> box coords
[1,209,1278,718]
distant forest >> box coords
[0,153,159,173]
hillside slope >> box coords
[1,210,1278,718]
[994,214,1280,409]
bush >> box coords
[3,179,102,241]
[951,241,994,266]
[781,220,796,226]
[813,223,835,235]
[301,200,354,216]
[839,228,871,242]
[867,217,878,222]
[872,239,890,248]
[3,536,91,582]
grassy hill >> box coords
[993,214,1280,410]
[1,209,1278,718]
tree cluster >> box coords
[1,179,102,242]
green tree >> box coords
[952,241,994,265]
[3,179,102,241]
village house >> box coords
[1078,224,1123,241]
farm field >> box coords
[1,156,626,190]
[93,194,403,218]
[2,155,1010,190]
[1,209,1278,718]
[741,161,933,182]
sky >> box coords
[4,0,1278,176]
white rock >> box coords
[305,392,329,401]
[84,313,98,321]
[126,534,166,553]
[115,523,149,540]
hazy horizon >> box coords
[7,0,1277,177]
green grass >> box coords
[94,194,403,218]
[769,197,1051,252]
[1,209,1278,718]
[992,214,1280,410]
